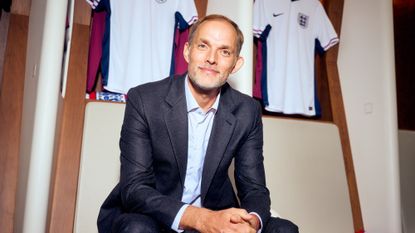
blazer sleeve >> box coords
[234,101,271,225]
[118,87,185,227]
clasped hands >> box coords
[181,206,260,233]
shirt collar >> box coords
[185,76,220,113]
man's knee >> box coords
[264,217,299,233]
[112,213,160,233]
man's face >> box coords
[184,20,244,93]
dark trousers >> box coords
[112,213,299,233]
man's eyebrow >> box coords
[199,38,233,51]
[199,38,210,46]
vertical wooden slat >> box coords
[73,0,91,26]
[324,0,364,231]
[0,14,29,233]
[0,12,10,87]
[393,0,415,130]
[47,23,89,233]
[10,0,31,16]
[315,53,333,122]
[194,0,208,18]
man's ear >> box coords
[183,42,190,63]
[231,56,244,74]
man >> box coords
[98,14,298,233]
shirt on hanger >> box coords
[253,0,338,116]
[86,0,198,94]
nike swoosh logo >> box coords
[273,13,283,17]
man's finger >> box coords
[230,214,243,223]
[240,213,253,221]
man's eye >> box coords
[197,44,207,49]
[221,50,231,56]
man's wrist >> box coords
[249,212,262,231]
[171,204,189,232]
[179,205,211,231]
[250,214,260,230]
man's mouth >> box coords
[199,66,219,75]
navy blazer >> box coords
[98,75,271,231]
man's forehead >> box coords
[199,19,234,30]
[195,20,237,41]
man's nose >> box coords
[206,50,217,64]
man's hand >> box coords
[180,206,257,233]
[231,213,260,231]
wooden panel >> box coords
[315,53,333,121]
[0,14,29,233]
[0,12,10,87]
[394,0,415,8]
[10,0,31,15]
[47,23,89,233]
[323,0,364,232]
[73,0,91,26]
[393,0,415,130]
[194,0,208,18]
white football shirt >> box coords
[105,0,198,94]
[253,0,339,116]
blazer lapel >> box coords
[164,77,188,187]
[201,84,237,200]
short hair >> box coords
[188,14,244,56]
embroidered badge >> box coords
[298,13,309,28]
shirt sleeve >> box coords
[171,204,189,232]
[253,0,269,37]
[314,1,339,51]
[177,0,198,25]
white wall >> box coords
[338,0,401,232]
[206,0,253,96]
[14,0,68,232]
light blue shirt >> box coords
[171,77,263,232]
[171,77,220,231]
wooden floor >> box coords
[0,14,28,233]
